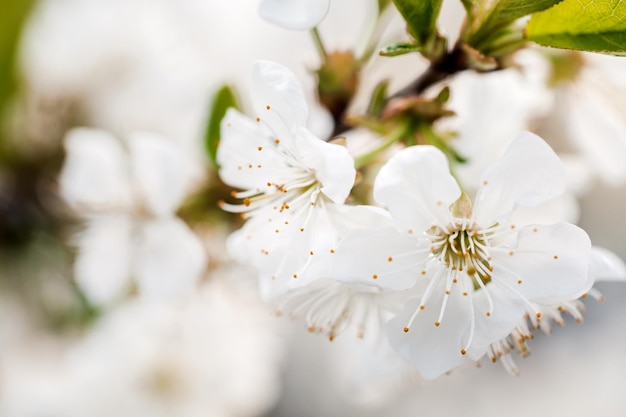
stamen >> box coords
[405,268,444,330]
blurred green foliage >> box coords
[1,0,34,134]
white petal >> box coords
[385,280,470,380]
[473,132,566,227]
[332,227,428,291]
[466,285,526,360]
[133,217,207,301]
[74,215,134,306]
[251,60,308,139]
[589,246,626,282]
[258,0,330,30]
[510,192,580,226]
[236,203,391,300]
[374,145,461,232]
[491,223,592,305]
[296,127,355,203]
[128,132,193,217]
[218,108,294,192]
[59,128,132,212]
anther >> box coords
[434,321,441,327]
[372,274,378,279]
[403,327,410,333]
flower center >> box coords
[428,220,493,290]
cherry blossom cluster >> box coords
[217,59,619,379]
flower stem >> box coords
[310,27,327,63]
[354,125,407,168]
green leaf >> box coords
[460,0,476,13]
[377,0,393,13]
[379,42,422,56]
[435,86,450,104]
[392,0,443,45]
[205,85,239,165]
[1,0,34,143]
[465,0,562,47]
[527,0,626,54]
[367,80,389,116]
[1,0,33,101]
[489,0,563,25]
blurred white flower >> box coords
[442,68,551,184]
[60,276,283,417]
[334,133,592,379]
[60,128,206,305]
[259,0,331,30]
[550,52,626,186]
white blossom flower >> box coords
[218,60,360,295]
[273,277,407,342]
[258,0,331,30]
[59,128,206,305]
[333,132,593,379]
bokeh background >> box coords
[1,1,625,416]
